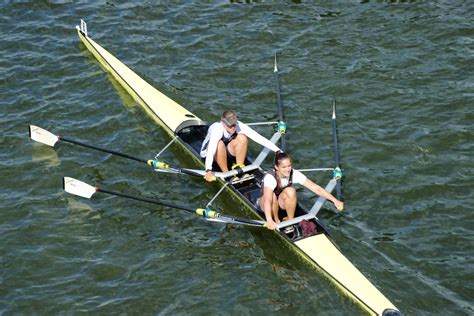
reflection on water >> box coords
[31,143,61,168]
[65,197,101,222]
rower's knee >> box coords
[283,187,297,199]
[235,133,248,145]
[216,140,226,153]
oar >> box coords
[28,125,203,177]
[274,53,287,150]
[331,100,343,201]
[63,177,266,228]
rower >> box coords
[259,151,344,230]
[200,110,280,182]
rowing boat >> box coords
[74,20,400,315]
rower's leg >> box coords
[214,140,229,172]
[259,192,280,223]
[227,134,248,165]
[271,192,280,223]
[278,187,297,220]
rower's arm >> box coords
[204,126,223,171]
[239,122,280,152]
[303,178,342,207]
[261,186,277,230]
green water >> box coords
[1,2,472,315]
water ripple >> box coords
[1,2,473,315]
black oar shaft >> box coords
[275,72,284,119]
[274,54,286,150]
[60,136,148,164]
[332,101,342,201]
[97,187,195,213]
[97,188,264,227]
[60,136,205,178]
[332,120,340,168]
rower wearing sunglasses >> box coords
[200,110,281,182]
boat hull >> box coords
[76,26,400,316]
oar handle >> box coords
[179,169,204,177]
[196,208,266,227]
[147,159,204,177]
[221,214,266,227]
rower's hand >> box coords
[334,200,344,212]
[265,219,278,230]
[204,171,216,182]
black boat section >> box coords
[175,123,330,242]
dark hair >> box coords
[273,151,291,167]
[272,151,292,191]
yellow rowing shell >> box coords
[76,22,400,316]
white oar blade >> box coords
[29,125,59,147]
[63,177,97,199]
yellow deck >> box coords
[295,234,398,315]
[77,30,204,135]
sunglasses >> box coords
[222,118,237,128]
